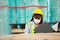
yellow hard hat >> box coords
[33,8,43,16]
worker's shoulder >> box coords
[27,21,34,24]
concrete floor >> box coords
[0,33,60,40]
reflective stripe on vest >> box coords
[32,25,35,34]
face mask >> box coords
[33,18,41,24]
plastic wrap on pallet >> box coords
[0,8,11,35]
[0,0,11,35]
[17,0,25,24]
[0,0,8,6]
[9,0,17,24]
[50,0,59,22]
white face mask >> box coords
[33,18,41,24]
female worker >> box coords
[25,8,43,34]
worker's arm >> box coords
[25,23,30,34]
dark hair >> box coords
[31,14,43,24]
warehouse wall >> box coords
[49,0,59,22]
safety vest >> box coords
[28,22,35,34]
